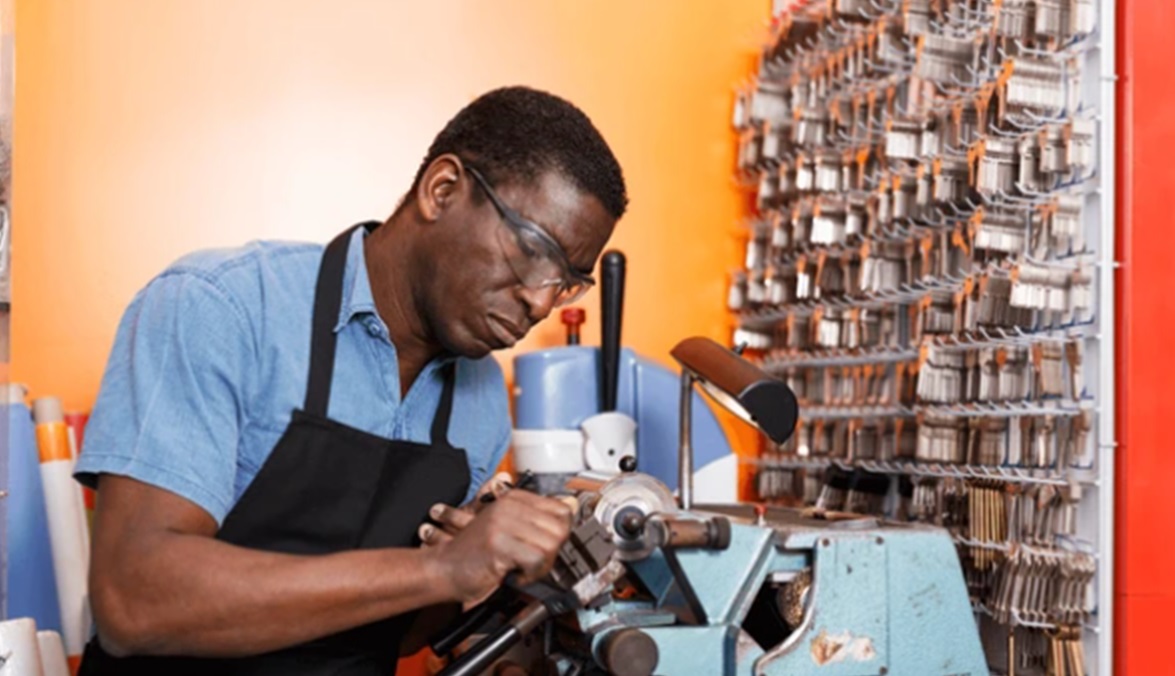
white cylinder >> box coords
[36,631,69,676]
[38,460,91,659]
[511,429,585,474]
[0,618,46,676]
[34,396,91,661]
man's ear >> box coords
[415,154,464,222]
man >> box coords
[74,86,628,675]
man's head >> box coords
[396,86,627,358]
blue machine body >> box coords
[580,508,988,676]
[513,346,734,492]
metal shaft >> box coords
[678,372,694,510]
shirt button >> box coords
[365,320,381,337]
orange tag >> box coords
[998,58,1015,87]
[995,348,1007,368]
[970,206,986,229]
[952,227,971,257]
[1009,265,1021,283]
[860,240,872,260]
[919,343,930,368]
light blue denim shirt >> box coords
[76,227,511,525]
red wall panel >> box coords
[1116,0,1175,673]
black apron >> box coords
[79,224,472,675]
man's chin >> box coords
[437,327,497,360]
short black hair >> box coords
[411,86,628,219]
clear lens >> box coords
[495,225,590,307]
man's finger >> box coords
[505,491,576,523]
[428,503,474,533]
[470,472,514,513]
[418,523,453,546]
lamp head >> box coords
[670,337,799,445]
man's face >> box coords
[420,166,616,358]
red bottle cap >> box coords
[561,307,586,328]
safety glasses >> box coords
[466,165,595,308]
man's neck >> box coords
[363,216,443,397]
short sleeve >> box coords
[76,271,255,525]
[458,357,513,504]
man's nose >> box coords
[517,285,559,324]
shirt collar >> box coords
[334,225,378,333]
[333,224,460,366]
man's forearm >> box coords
[94,532,455,658]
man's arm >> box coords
[90,474,570,658]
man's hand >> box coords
[417,472,513,548]
[423,490,572,604]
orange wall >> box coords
[14,0,769,414]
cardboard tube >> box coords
[33,396,91,664]
[0,618,46,676]
[37,630,70,676]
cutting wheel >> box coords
[592,474,677,560]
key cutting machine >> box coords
[430,337,987,676]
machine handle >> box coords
[600,250,625,412]
[428,589,509,657]
[436,601,551,676]
[436,623,522,676]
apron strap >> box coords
[430,363,458,448]
[304,224,371,417]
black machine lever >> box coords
[428,588,512,658]
[599,250,625,413]
[435,593,577,676]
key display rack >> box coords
[730,0,1114,674]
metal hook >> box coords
[1022,108,1069,124]
[1013,39,1076,61]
